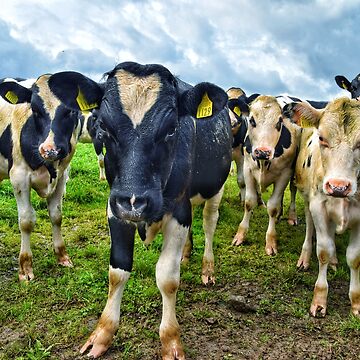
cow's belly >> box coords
[0,155,9,180]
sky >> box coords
[0,0,359,101]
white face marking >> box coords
[130,194,136,206]
[115,70,162,128]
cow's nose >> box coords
[325,179,351,197]
[113,194,149,222]
[253,147,272,160]
[39,143,60,161]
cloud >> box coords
[0,0,360,101]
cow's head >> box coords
[48,62,228,223]
[245,95,291,161]
[335,74,360,101]
[0,75,80,164]
[283,97,360,198]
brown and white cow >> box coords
[284,97,360,317]
[232,95,300,255]
[0,75,86,281]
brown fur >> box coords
[226,87,245,100]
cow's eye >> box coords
[249,116,256,127]
[164,125,176,142]
[319,135,329,148]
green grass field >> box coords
[0,144,359,359]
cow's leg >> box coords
[233,147,245,202]
[297,203,314,270]
[97,153,106,181]
[201,185,224,285]
[287,177,298,226]
[309,201,336,317]
[181,204,195,264]
[81,204,135,358]
[11,171,36,281]
[157,208,190,360]
[265,175,289,255]
[347,226,360,316]
[47,173,72,267]
[232,170,257,246]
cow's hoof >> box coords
[19,271,34,282]
[297,254,310,270]
[288,217,298,226]
[162,344,185,360]
[58,255,73,267]
[202,274,215,285]
[80,327,114,359]
[232,233,245,246]
[310,303,327,317]
[265,245,277,256]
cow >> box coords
[232,95,301,255]
[226,87,249,202]
[77,110,106,180]
[335,73,360,100]
[47,61,232,359]
[0,74,87,281]
[283,97,360,317]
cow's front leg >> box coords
[80,208,135,358]
[11,170,36,281]
[47,173,72,267]
[201,185,224,285]
[347,226,360,316]
[309,201,336,317]
[157,211,190,360]
[265,175,289,255]
[297,203,314,270]
[232,171,257,246]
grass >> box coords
[0,143,359,359]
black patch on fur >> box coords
[274,124,291,158]
[0,125,13,171]
[244,135,252,155]
[307,155,312,167]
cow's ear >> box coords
[283,102,322,128]
[335,75,352,92]
[228,97,249,117]
[179,82,228,119]
[48,71,104,111]
[246,93,260,104]
[0,82,32,104]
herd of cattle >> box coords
[1,64,360,359]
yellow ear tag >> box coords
[233,106,241,117]
[196,92,213,119]
[76,88,98,111]
[5,90,18,104]
[342,81,348,90]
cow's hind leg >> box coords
[11,172,36,281]
[347,226,360,316]
[158,214,189,360]
[297,203,314,270]
[47,173,72,267]
[201,185,224,285]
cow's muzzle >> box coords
[111,194,149,222]
[39,143,61,161]
[324,179,351,198]
[253,146,272,160]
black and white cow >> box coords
[335,73,360,100]
[47,62,232,359]
[0,74,87,281]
